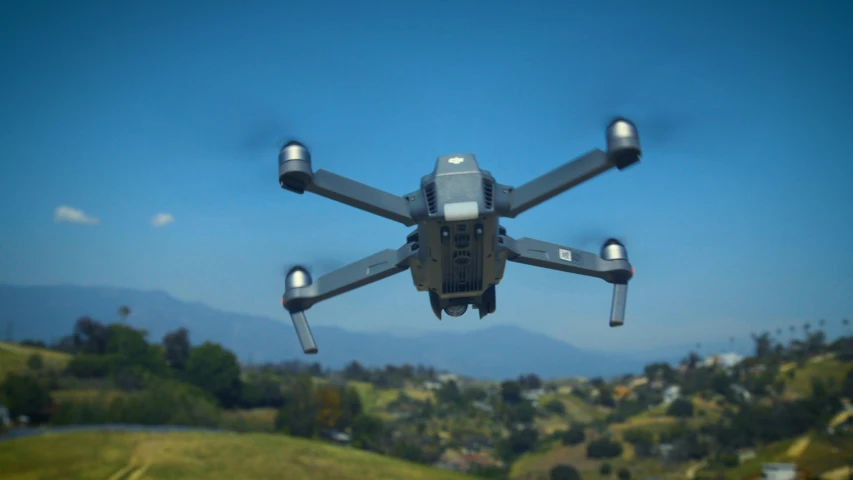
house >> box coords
[629,376,649,389]
[662,385,681,405]
[717,352,745,369]
[320,429,351,445]
[423,381,442,391]
[738,448,757,463]
[731,384,752,402]
[521,388,545,406]
[612,385,632,401]
[0,406,10,427]
[761,463,796,480]
[472,401,494,414]
[437,373,458,384]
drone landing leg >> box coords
[283,244,418,354]
[500,235,633,327]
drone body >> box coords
[280,119,641,354]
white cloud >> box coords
[151,212,175,228]
[54,205,99,225]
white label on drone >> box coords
[448,156,465,165]
[558,249,572,262]
[444,201,479,221]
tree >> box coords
[518,373,542,390]
[617,467,631,480]
[586,438,623,459]
[545,399,566,415]
[501,380,522,404]
[0,373,53,424]
[72,317,109,355]
[162,328,190,370]
[118,305,131,323]
[275,374,318,437]
[437,380,463,405]
[667,398,694,418]
[842,318,850,331]
[550,464,582,480]
[315,385,342,431]
[562,425,586,446]
[600,463,612,476]
[185,342,243,408]
[351,413,384,451]
[752,332,772,358]
[336,385,363,430]
[27,353,43,371]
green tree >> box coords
[437,380,463,405]
[274,374,318,438]
[586,438,623,459]
[666,398,694,418]
[550,464,582,480]
[351,413,385,451]
[500,380,522,404]
[545,399,566,415]
[27,353,43,371]
[562,425,586,446]
[0,373,53,423]
[617,467,631,480]
[185,342,243,408]
[162,328,191,371]
[336,385,363,430]
[600,463,612,476]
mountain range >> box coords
[0,283,687,379]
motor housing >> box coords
[279,141,313,194]
[605,118,641,170]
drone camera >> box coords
[606,118,641,170]
[279,141,313,194]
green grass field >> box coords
[781,356,853,398]
[0,341,70,380]
[0,430,477,480]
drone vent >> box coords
[483,180,494,210]
[424,182,437,214]
[441,230,483,294]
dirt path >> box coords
[106,462,151,480]
[821,465,851,480]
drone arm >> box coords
[505,149,613,218]
[500,235,633,326]
[283,243,417,353]
[305,170,416,226]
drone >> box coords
[280,118,640,354]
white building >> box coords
[662,385,681,405]
[761,463,796,480]
[718,352,745,369]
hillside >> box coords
[0,430,476,480]
[0,341,70,380]
[0,283,648,379]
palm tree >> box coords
[843,318,850,331]
[803,322,811,337]
[118,305,131,356]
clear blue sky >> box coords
[1,1,851,352]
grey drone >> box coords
[280,118,640,354]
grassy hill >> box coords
[0,430,477,480]
[0,341,70,380]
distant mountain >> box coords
[0,283,651,380]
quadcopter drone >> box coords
[280,118,640,354]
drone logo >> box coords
[448,156,465,165]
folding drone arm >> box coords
[506,149,613,218]
[499,235,633,327]
[505,118,642,218]
[279,141,416,227]
[283,242,418,354]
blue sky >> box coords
[1,1,851,352]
